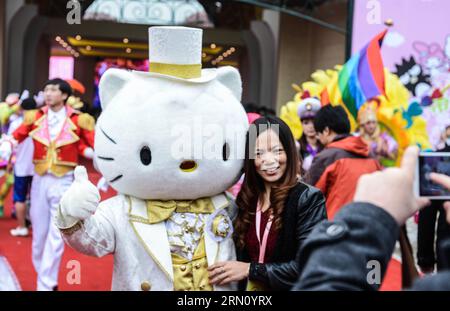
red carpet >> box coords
[380,259,402,291]
[0,159,115,291]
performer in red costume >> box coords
[10,78,95,290]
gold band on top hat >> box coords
[149,62,202,79]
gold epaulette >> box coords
[77,113,95,131]
[23,109,38,125]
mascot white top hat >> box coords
[57,26,248,291]
[145,26,216,82]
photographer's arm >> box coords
[294,146,431,290]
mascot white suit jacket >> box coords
[56,26,248,291]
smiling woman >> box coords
[208,116,327,291]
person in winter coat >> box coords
[305,105,382,220]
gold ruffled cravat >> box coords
[146,198,215,224]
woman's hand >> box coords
[208,261,250,285]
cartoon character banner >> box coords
[352,0,450,149]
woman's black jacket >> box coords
[235,182,327,290]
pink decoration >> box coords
[49,56,74,80]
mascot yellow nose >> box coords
[180,160,197,172]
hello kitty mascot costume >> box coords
[56,26,248,291]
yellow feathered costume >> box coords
[280,66,431,165]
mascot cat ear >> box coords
[99,68,133,110]
[216,66,242,101]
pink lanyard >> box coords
[255,203,273,263]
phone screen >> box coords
[418,153,450,198]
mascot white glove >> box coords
[96,176,110,193]
[83,147,95,159]
[60,166,101,223]
[0,134,17,162]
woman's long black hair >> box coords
[234,116,300,249]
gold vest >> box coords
[171,237,212,291]
[33,142,76,177]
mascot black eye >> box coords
[140,146,152,165]
[222,142,230,161]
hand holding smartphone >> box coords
[415,152,450,200]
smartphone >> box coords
[415,152,450,199]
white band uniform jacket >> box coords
[56,193,238,291]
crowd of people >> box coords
[0,76,448,291]
[0,79,95,290]
[0,26,449,292]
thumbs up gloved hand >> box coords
[59,166,101,225]
[0,134,17,163]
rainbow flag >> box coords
[325,29,387,119]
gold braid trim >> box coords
[59,220,84,235]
